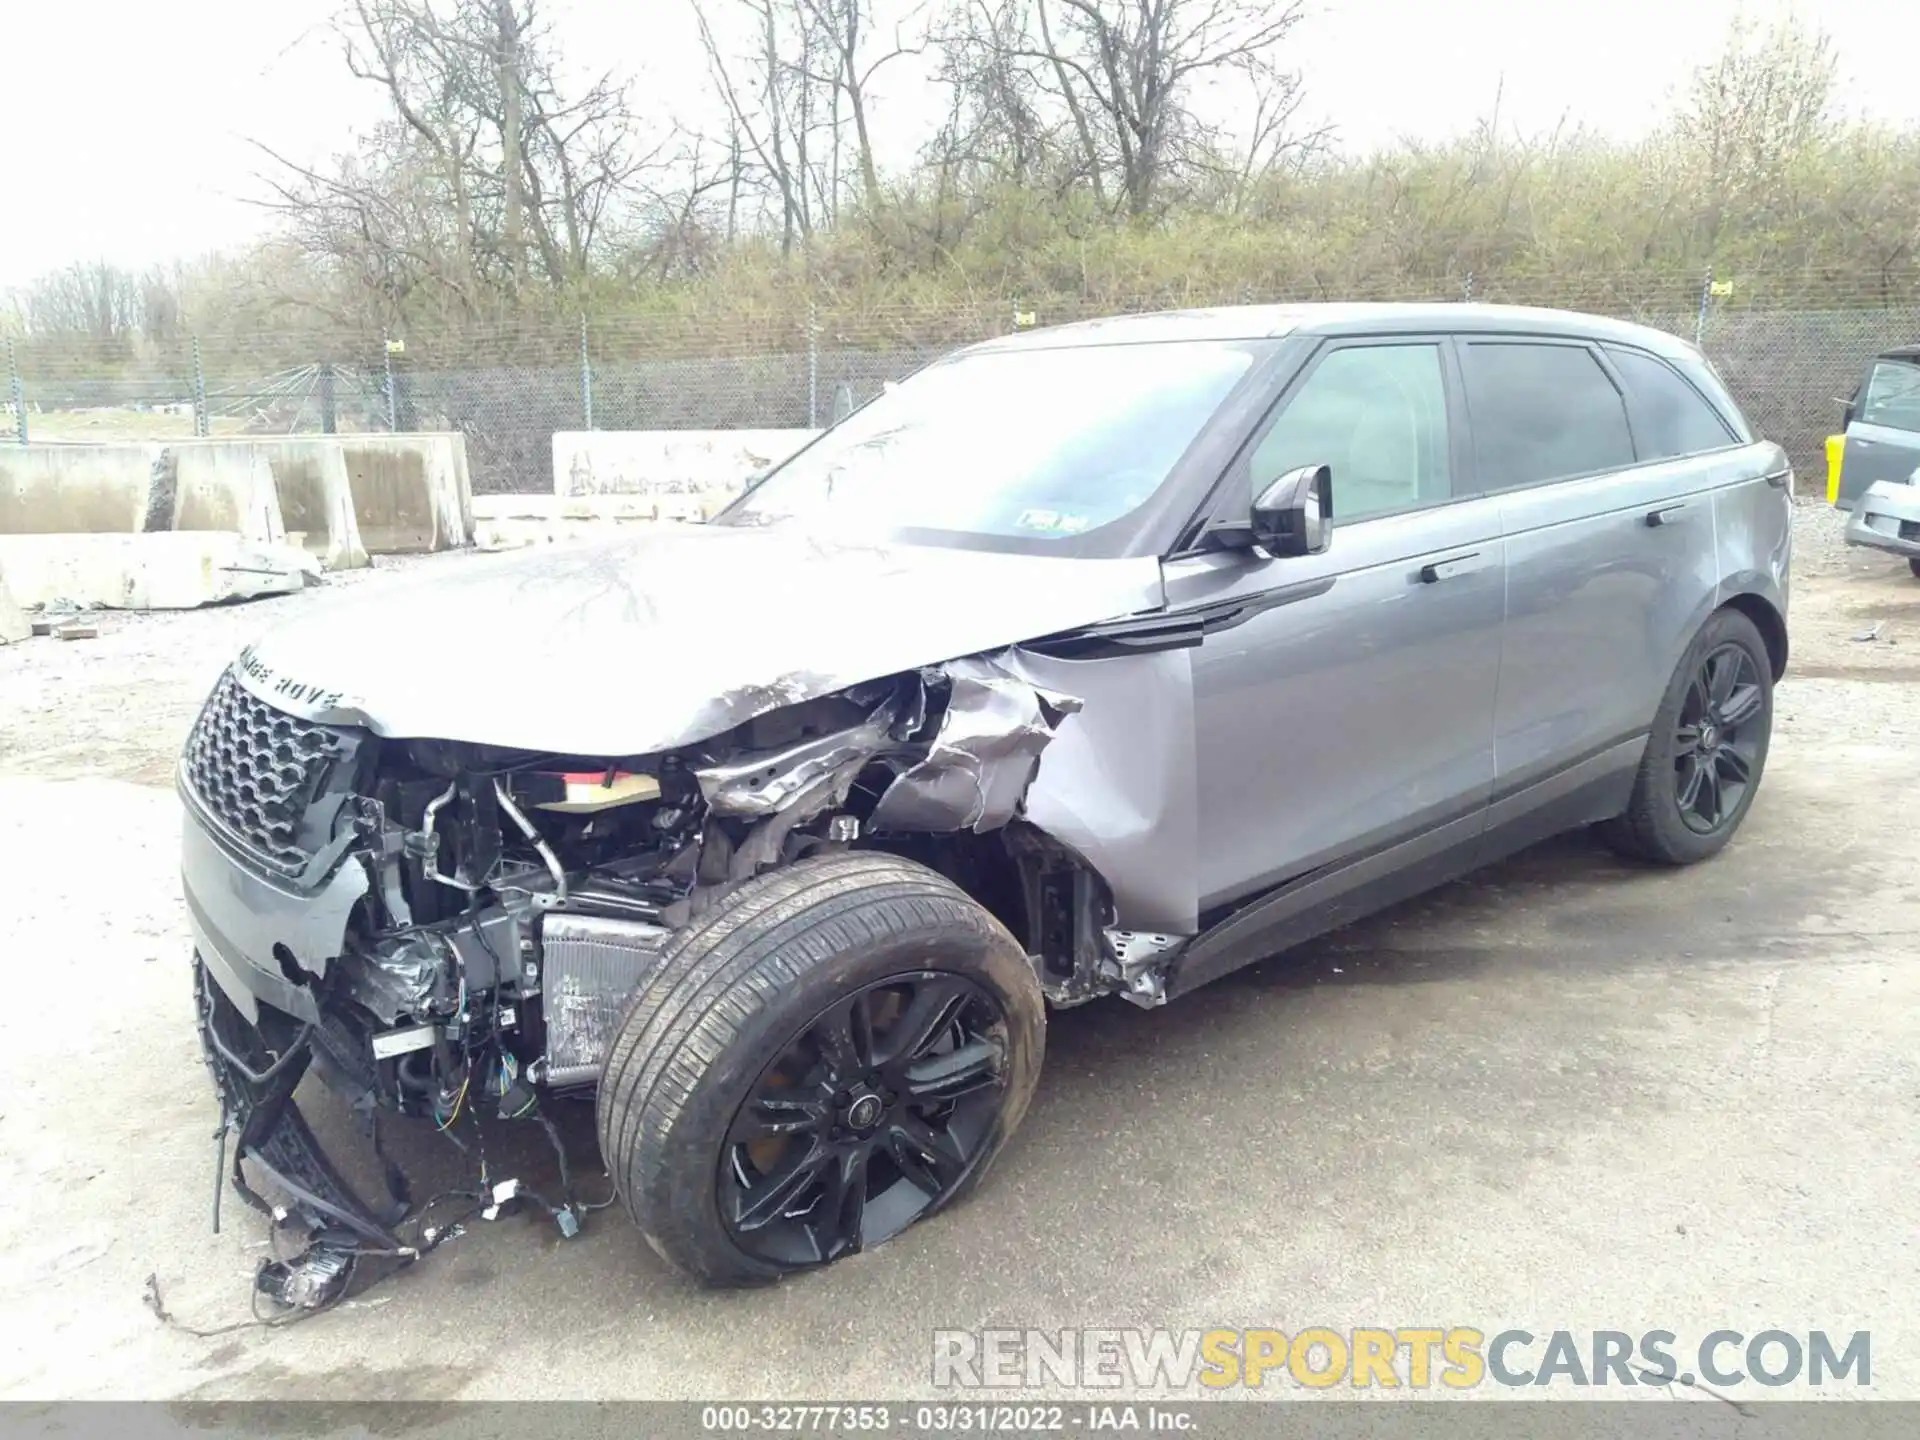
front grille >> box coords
[183,669,343,874]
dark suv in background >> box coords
[184,303,1791,1296]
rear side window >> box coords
[1604,346,1737,459]
[1462,342,1633,491]
[1861,360,1920,435]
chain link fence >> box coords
[6,270,1918,491]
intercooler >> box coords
[538,912,675,1086]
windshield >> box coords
[720,339,1264,545]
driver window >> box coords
[1250,343,1451,520]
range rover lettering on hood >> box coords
[230,524,1166,754]
[235,646,348,715]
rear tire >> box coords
[594,851,1045,1286]
[1907,557,1920,579]
[1603,608,1773,866]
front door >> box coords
[1172,338,1506,925]
[1837,356,1920,507]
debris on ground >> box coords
[54,624,99,641]
[1853,620,1886,643]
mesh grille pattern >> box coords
[183,670,341,873]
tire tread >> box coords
[593,850,1041,1285]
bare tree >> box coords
[695,0,838,251]
[692,0,922,245]
[252,0,658,325]
[925,0,1053,188]
[1676,11,1837,251]
[928,0,1310,217]
[794,0,923,209]
[14,262,145,340]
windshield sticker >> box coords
[1016,509,1092,535]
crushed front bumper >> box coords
[182,784,424,1259]
[182,772,609,1298]
[1844,480,1920,560]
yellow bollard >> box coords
[1826,433,1845,505]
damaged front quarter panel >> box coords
[692,655,1084,841]
[868,657,1082,834]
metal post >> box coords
[383,338,398,432]
[191,336,209,438]
[806,301,820,429]
[1462,271,1475,303]
[6,338,25,445]
[579,315,594,429]
[1694,266,1714,349]
[318,362,337,435]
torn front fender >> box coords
[869,656,1082,834]
[995,646,1201,936]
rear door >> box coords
[1470,338,1744,847]
[1837,356,1920,508]
[1173,336,1505,921]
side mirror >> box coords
[1245,464,1332,556]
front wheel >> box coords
[595,851,1045,1286]
[1603,608,1773,866]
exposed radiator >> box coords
[539,912,674,1086]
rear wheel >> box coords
[1603,608,1773,866]
[1907,557,1920,579]
[594,851,1045,1286]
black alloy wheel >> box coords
[720,972,1008,1266]
[1602,606,1773,866]
[1671,642,1766,835]
[596,850,1045,1286]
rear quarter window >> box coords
[1603,346,1739,460]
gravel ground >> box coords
[2,505,1918,1405]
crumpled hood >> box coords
[232,523,1165,755]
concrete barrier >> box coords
[552,429,817,501]
[339,433,472,553]
[0,435,472,565]
[249,440,369,571]
[172,444,288,546]
[0,532,315,611]
[0,444,168,534]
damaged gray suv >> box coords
[182,303,1792,1294]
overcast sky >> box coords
[3,0,1915,290]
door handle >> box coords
[1419,551,1480,583]
[1645,502,1690,527]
